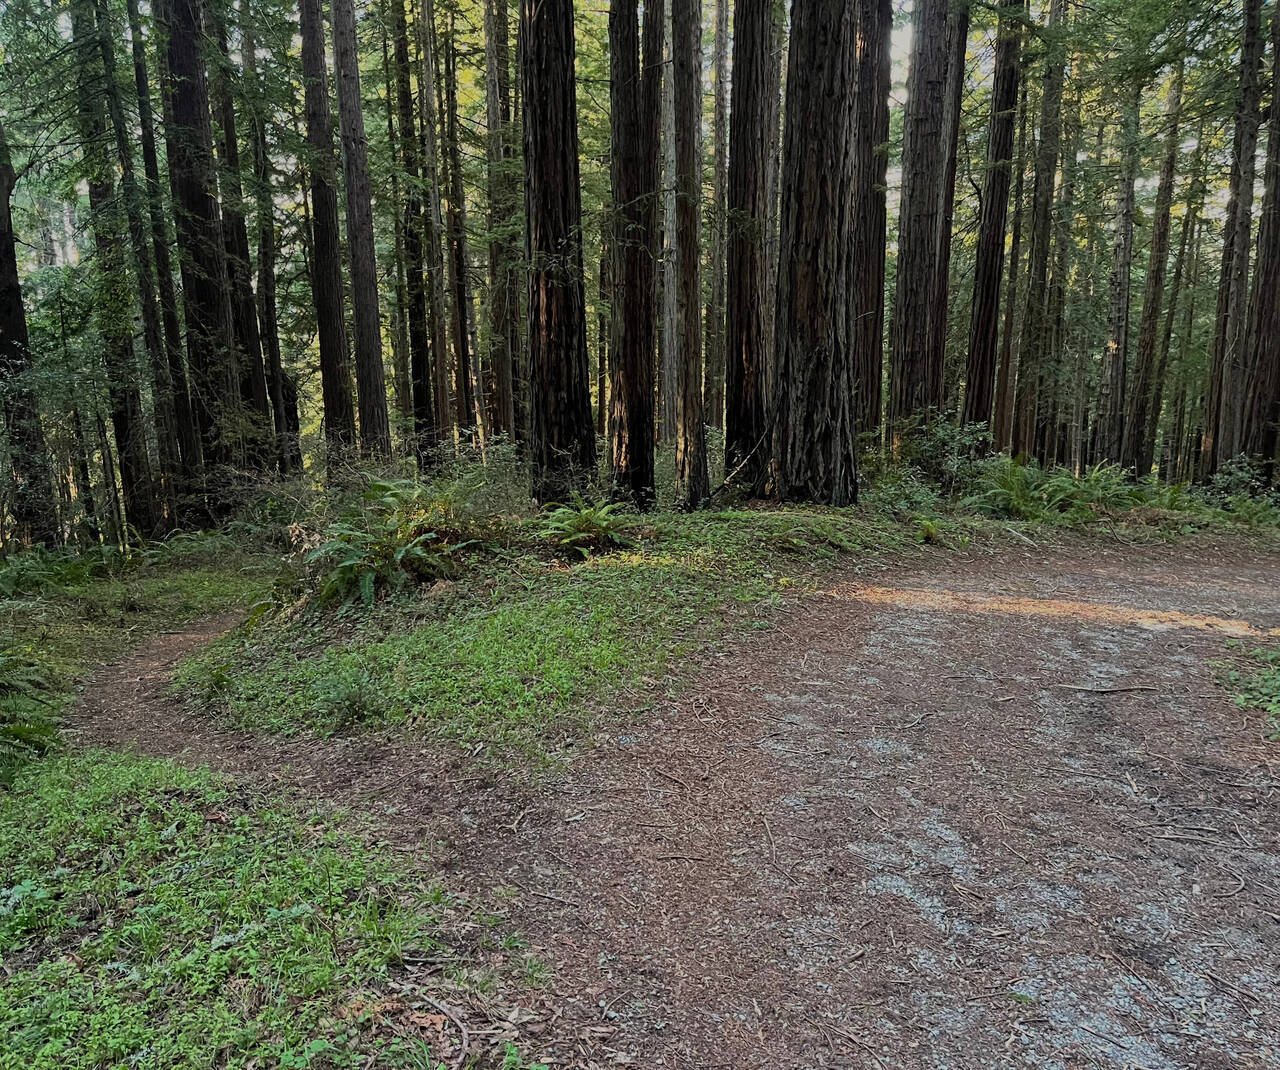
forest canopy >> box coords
[0,0,1276,547]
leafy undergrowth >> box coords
[177,505,930,756]
[0,753,534,1069]
[1226,645,1280,739]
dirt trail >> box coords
[72,539,1280,1069]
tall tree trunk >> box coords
[300,0,357,452]
[332,0,392,457]
[1124,57,1184,474]
[243,10,299,472]
[74,0,156,538]
[925,0,971,411]
[394,0,435,462]
[381,21,413,449]
[607,0,660,508]
[1241,2,1280,471]
[443,10,477,437]
[1203,0,1264,475]
[522,0,596,501]
[94,0,179,526]
[415,4,454,443]
[659,1,679,444]
[725,0,781,492]
[703,0,729,431]
[1096,84,1140,464]
[1010,0,1066,457]
[162,0,242,468]
[126,0,201,481]
[993,76,1029,450]
[484,0,518,439]
[209,9,272,463]
[772,0,858,505]
[849,0,892,441]
[0,122,58,546]
[962,0,1021,429]
[889,0,949,432]
[671,0,708,508]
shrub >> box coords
[539,494,635,557]
[962,456,1048,520]
[0,653,57,787]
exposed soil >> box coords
[71,537,1280,1069]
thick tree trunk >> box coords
[332,0,392,457]
[394,0,435,463]
[1203,0,1263,475]
[484,0,518,439]
[380,22,413,449]
[849,0,892,441]
[1124,59,1184,474]
[888,0,949,432]
[659,2,679,444]
[443,13,477,437]
[1096,84,1140,464]
[521,0,596,501]
[1241,3,1280,470]
[243,12,300,472]
[94,0,179,526]
[74,0,156,538]
[725,0,781,492]
[162,0,242,468]
[1010,0,1065,457]
[671,0,708,508]
[703,0,729,431]
[209,10,272,463]
[126,0,201,481]
[607,0,660,508]
[772,0,858,505]
[300,0,357,452]
[0,122,59,546]
[962,0,1021,429]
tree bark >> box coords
[332,0,392,457]
[521,0,596,501]
[993,75,1028,450]
[209,9,273,463]
[849,0,892,441]
[243,9,300,471]
[702,0,729,431]
[1096,84,1140,464]
[888,0,949,432]
[162,0,242,468]
[772,0,858,505]
[725,0,781,492]
[0,121,58,546]
[1241,2,1280,471]
[126,0,201,481]
[74,0,157,538]
[394,0,435,463]
[94,0,179,526]
[671,0,708,509]
[962,0,1021,429]
[442,10,477,437]
[300,0,358,452]
[1010,0,1065,457]
[1124,57,1184,474]
[484,0,518,439]
[1203,0,1264,473]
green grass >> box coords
[176,507,928,754]
[1226,645,1280,738]
[0,752,503,1069]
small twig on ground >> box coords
[419,995,470,1070]
[1053,684,1157,694]
[655,768,692,793]
[509,807,531,834]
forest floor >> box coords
[70,537,1280,1070]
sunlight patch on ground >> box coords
[826,584,1280,639]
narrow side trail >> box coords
[72,539,1280,1069]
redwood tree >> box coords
[522,0,596,501]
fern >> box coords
[0,653,57,787]
[539,495,635,557]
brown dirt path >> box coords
[71,539,1280,1069]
